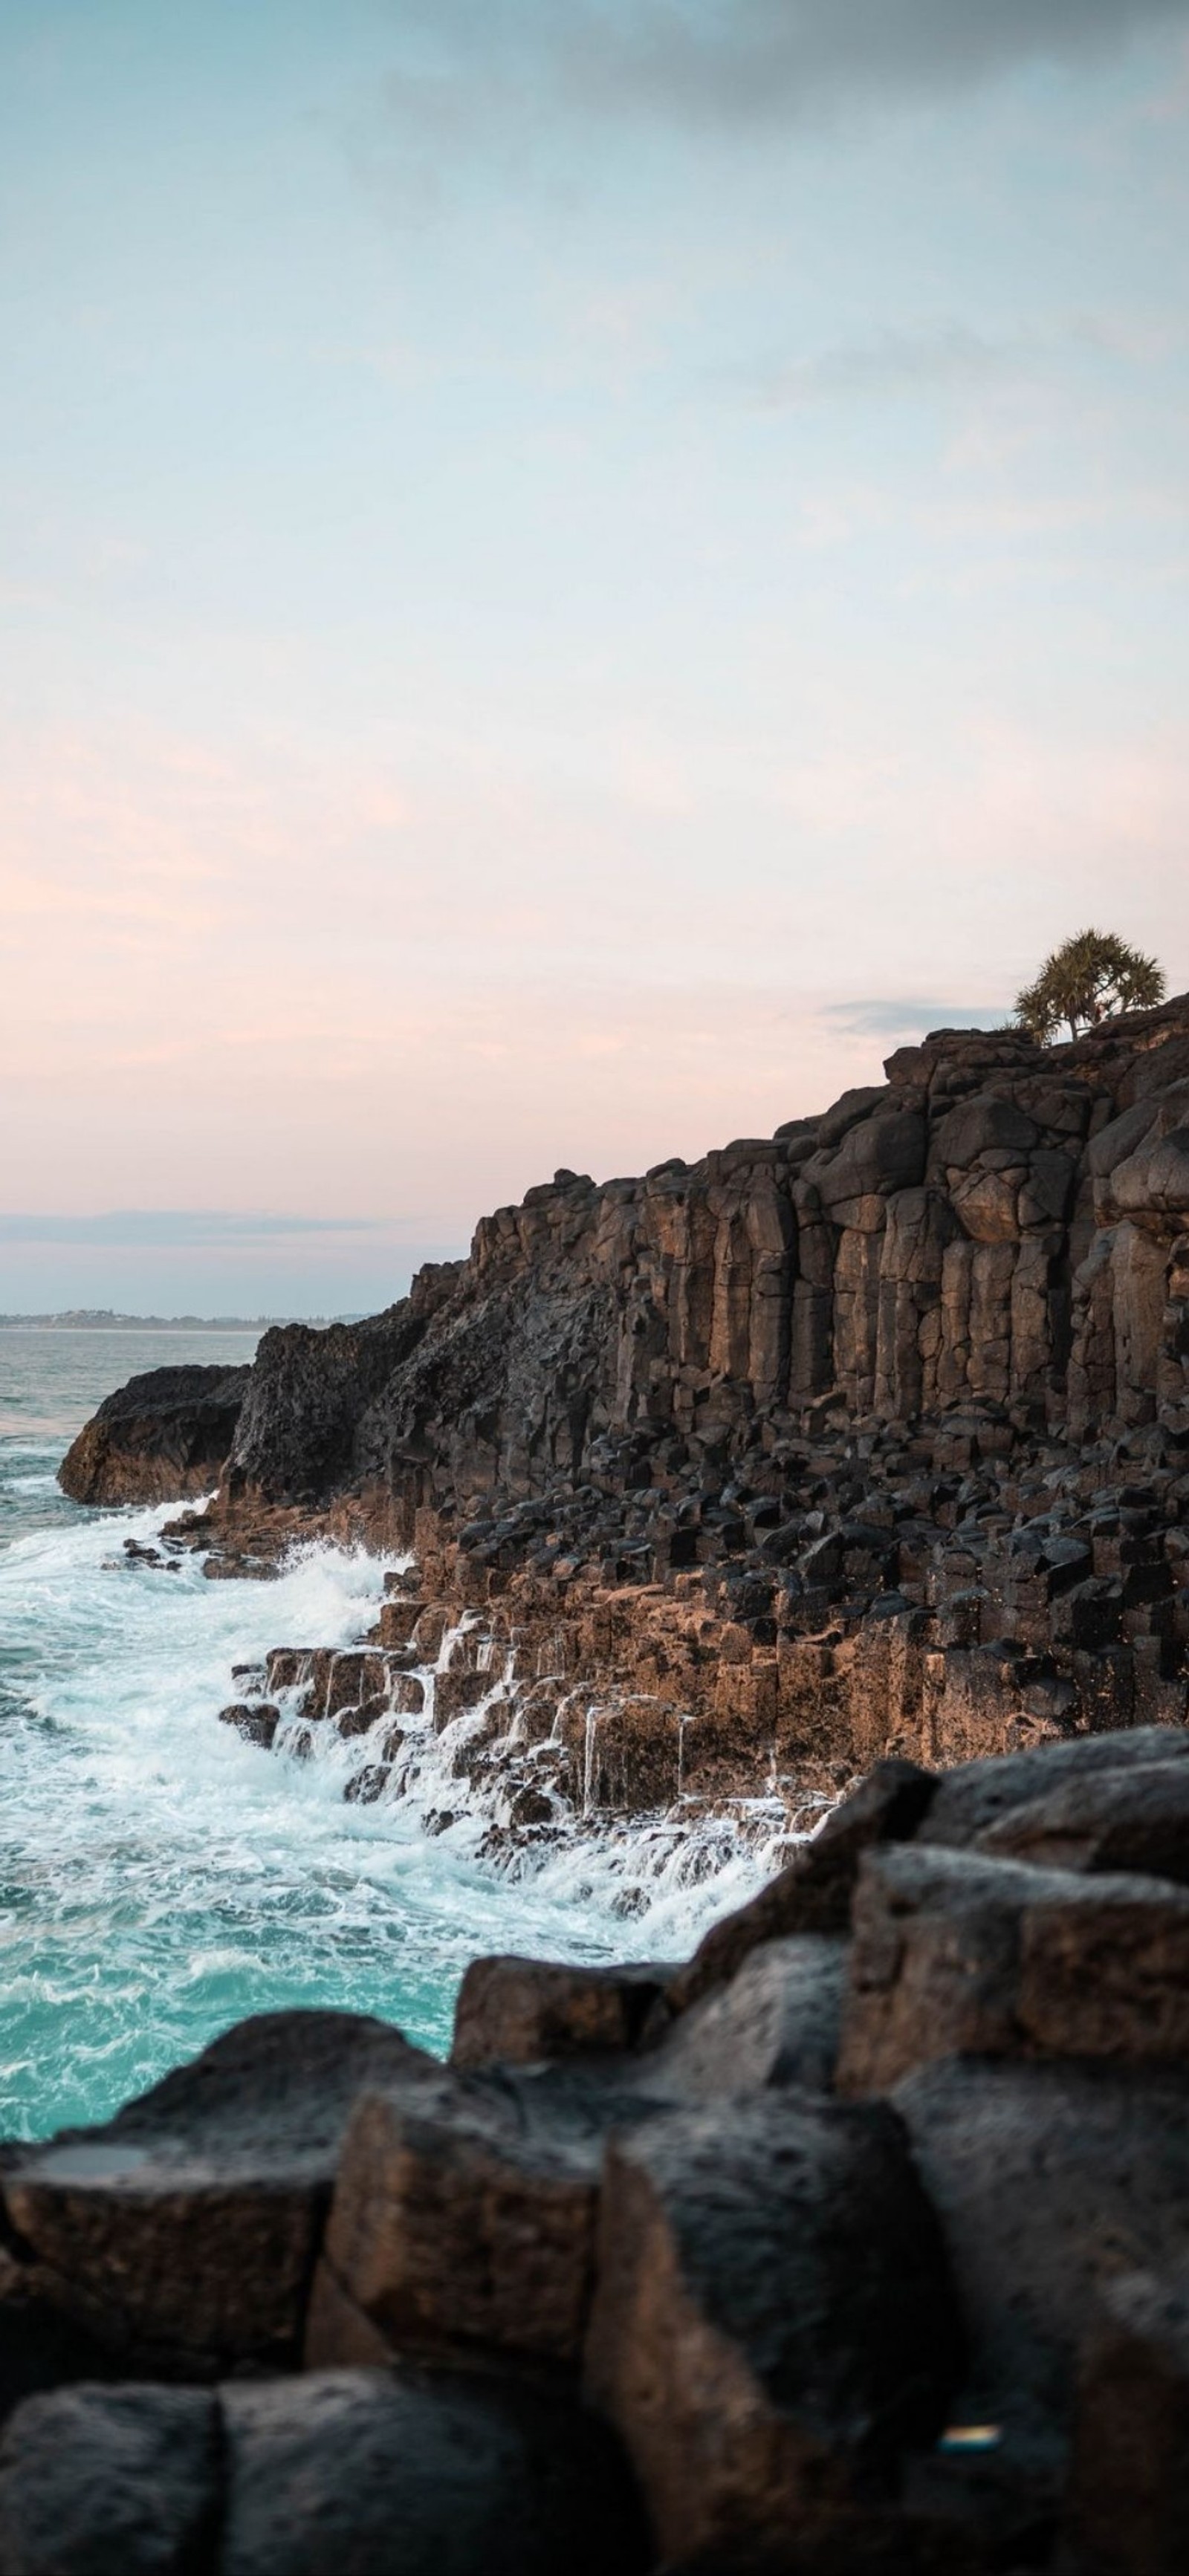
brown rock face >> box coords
[222,996,1189,1525]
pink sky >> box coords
[2,2,1187,1311]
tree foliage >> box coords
[1014,929,1165,1045]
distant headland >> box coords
[0,1308,357,1331]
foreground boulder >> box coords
[650,1933,847,2098]
[918,1726,1189,1851]
[1063,2268,1189,2575]
[57,1363,251,1505]
[312,2061,682,2372]
[0,2368,650,2576]
[0,2014,450,2380]
[893,2059,1189,2442]
[7,1725,1189,2565]
[584,2092,959,2566]
[450,1955,678,2067]
[0,2382,218,2576]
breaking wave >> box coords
[0,1457,801,2139]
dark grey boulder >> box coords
[892,2058,1189,2439]
[584,2092,959,2567]
[1064,2267,1189,2575]
[838,1843,1189,2093]
[917,1726,1189,1851]
[0,2383,218,2575]
[314,2060,681,2371]
[220,2366,649,2576]
[972,1756,1189,1886]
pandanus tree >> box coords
[1014,929,1165,1045]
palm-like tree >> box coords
[1015,929,1165,1045]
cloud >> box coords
[383,1,1189,140]
[818,999,1013,1037]
[0,1213,395,1248]
[734,322,1044,411]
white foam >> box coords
[0,1500,793,2138]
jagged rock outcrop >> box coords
[57,1363,252,1505]
[5,1726,1189,2569]
[223,996,1189,1527]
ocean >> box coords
[0,1330,766,2140]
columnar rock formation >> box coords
[224,993,1189,1523]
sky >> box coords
[2,0,1188,1315]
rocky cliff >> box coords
[227,994,1189,1524]
[59,999,1189,1847]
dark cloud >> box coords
[388,1,1189,134]
[820,999,1012,1036]
[733,322,1044,409]
[557,0,1189,125]
[0,1213,391,1248]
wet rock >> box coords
[450,1956,678,2067]
[0,2383,218,2575]
[652,1935,847,2098]
[0,2012,444,2377]
[838,1843,1189,2093]
[1063,2266,1189,2575]
[221,2366,650,2576]
[583,2092,959,2566]
[217,1701,279,1749]
[665,1759,937,2018]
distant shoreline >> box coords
[0,1313,349,1331]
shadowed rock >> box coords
[583,2092,959,2567]
[651,1935,847,2098]
[220,2366,650,2576]
[1063,2267,1189,2575]
[918,1726,1189,1851]
[57,1364,250,1505]
[892,2059,1189,2444]
[972,1756,1189,1884]
[0,2383,218,2575]
[312,2063,681,2371]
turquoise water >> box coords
[0,1333,759,2140]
